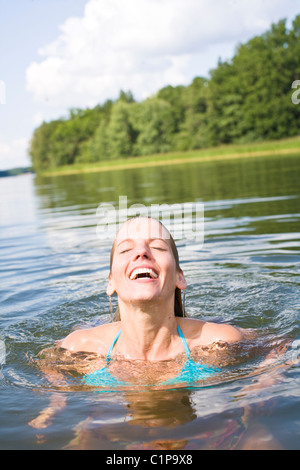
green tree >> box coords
[54,107,103,166]
[84,120,109,162]
[118,89,135,104]
[76,100,113,163]
[208,16,300,144]
[29,120,62,171]
[131,97,176,155]
[106,100,136,159]
[175,77,211,150]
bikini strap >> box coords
[106,326,190,363]
[106,330,121,363]
[177,324,191,358]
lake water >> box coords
[0,153,299,450]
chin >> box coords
[125,291,162,306]
[130,294,159,304]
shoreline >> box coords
[39,140,300,177]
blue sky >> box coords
[0,0,299,170]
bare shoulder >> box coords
[59,322,121,354]
[178,318,244,347]
[201,321,244,344]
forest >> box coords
[29,16,300,173]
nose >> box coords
[132,242,153,261]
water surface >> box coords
[0,153,299,449]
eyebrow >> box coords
[116,238,168,248]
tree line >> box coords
[29,16,300,173]
[0,167,33,178]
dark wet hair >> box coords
[109,216,186,321]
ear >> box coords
[106,274,116,296]
[176,270,187,291]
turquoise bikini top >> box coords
[83,325,220,388]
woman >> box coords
[60,216,243,386]
[30,216,285,449]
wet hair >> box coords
[109,216,186,321]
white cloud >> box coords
[32,112,46,128]
[0,137,30,170]
[25,0,297,108]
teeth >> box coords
[129,268,158,280]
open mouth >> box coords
[129,267,158,280]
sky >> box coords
[0,0,299,170]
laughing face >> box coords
[107,217,186,309]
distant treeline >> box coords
[0,167,33,178]
[29,16,300,173]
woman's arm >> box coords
[29,391,67,429]
[28,365,68,430]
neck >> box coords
[116,298,179,361]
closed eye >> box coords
[119,248,132,254]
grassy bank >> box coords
[40,136,300,177]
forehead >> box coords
[116,218,170,242]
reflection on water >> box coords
[0,153,299,449]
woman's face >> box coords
[107,218,186,306]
